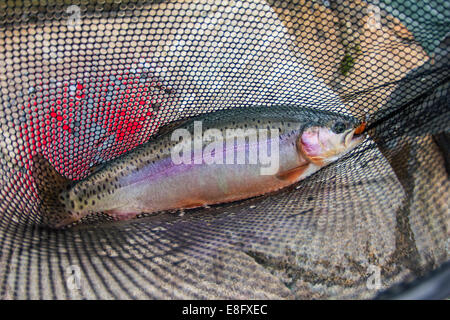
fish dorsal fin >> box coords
[87,163,107,175]
[276,163,310,183]
[154,118,191,138]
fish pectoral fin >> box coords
[309,156,326,166]
[178,200,206,209]
[276,163,310,183]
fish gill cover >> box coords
[0,0,448,299]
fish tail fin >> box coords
[32,154,78,228]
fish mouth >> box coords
[354,122,366,136]
[344,122,366,146]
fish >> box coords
[33,105,366,228]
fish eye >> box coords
[332,121,346,134]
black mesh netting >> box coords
[0,0,449,299]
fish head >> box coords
[298,117,366,166]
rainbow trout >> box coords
[34,106,366,228]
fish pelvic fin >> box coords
[32,154,77,229]
[276,163,310,183]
